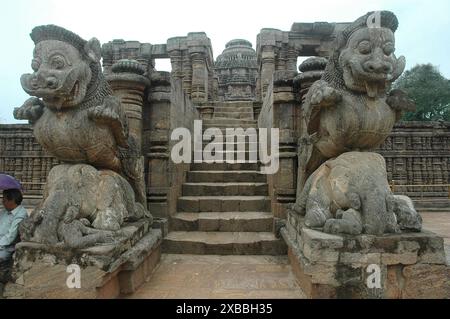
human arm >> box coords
[0,212,27,247]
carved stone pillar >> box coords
[146,72,171,218]
[190,51,208,103]
[169,49,183,80]
[260,46,276,99]
[271,71,299,219]
[107,59,150,153]
[286,46,300,73]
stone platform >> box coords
[3,219,162,299]
[128,254,305,299]
[283,213,450,299]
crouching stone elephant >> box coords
[20,164,151,248]
[294,152,422,236]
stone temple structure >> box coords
[0,11,449,299]
[215,39,258,101]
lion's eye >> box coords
[31,59,41,72]
[51,55,66,70]
[383,42,395,56]
[358,41,372,55]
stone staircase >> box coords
[163,101,286,255]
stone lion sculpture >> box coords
[14,25,146,206]
[13,25,149,247]
[295,11,415,187]
[292,11,421,235]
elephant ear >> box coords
[84,38,102,63]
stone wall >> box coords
[377,121,450,199]
[0,124,59,206]
[145,72,200,218]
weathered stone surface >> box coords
[4,227,161,299]
[402,264,450,299]
[283,219,450,299]
[301,228,344,250]
[215,40,258,102]
[295,152,423,236]
[163,231,286,256]
[291,11,422,238]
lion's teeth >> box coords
[365,82,378,98]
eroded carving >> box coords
[13,25,150,247]
[293,11,422,235]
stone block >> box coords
[340,253,381,265]
[178,198,199,212]
[402,264,450,299]
[199,198,219,212]
[381,253,418,266]
[303,245,339,263]
[302,228,344,250]
[222,200,240,212]
[286,228,450,299]
[4,224,162,299]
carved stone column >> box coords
[271,71,299,219]
[260,46,276,99]
[107,59,150,152]
[190,51,208,103]
[146,72,171,218]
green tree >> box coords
[393,64,450,121]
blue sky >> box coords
[1,0,449,123]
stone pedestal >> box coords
[283,213,450,299]
[3,220,162,299]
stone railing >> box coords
[258,71,301,219]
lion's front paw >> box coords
[311,85,342,107]
[88,104,120,125]
[13,98,44,123]
[387,89,416,112]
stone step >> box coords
[187,171,266,183]
[414,199,450,210]
[194,150,259,161]
[216,101,254,107]
[201,145,260,153]
[214,112,254,120]
[203,123,257,130]
[163,231,287,255]
[177,196,271,212]
[171,212,273,232]
[203,119,257,126]
[214,107,254,114]
[191,162,259,171]
[182,182,268,196]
